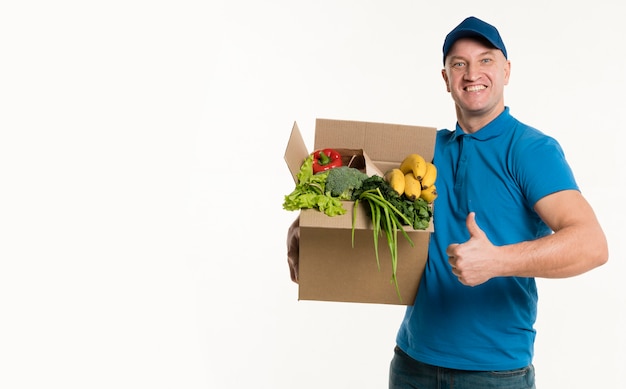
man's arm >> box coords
[447,190,608,286]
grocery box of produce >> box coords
[284,118,437,305]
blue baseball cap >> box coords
[442,16,507,65]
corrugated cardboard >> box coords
[284,118,437,305]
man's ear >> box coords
[441,68,451,93]
[503,60,511,86]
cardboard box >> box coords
[284,118,437,305]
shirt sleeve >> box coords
[512,132,579,207]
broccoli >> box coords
[324,166,369,200]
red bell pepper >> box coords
[311,148,342,173]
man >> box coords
[287,16,608,389]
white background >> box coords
[1,1,624,388]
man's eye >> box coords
[452,62,465,68]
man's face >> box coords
[442,38,510,121]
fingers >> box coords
[288,258,299,283]
[445,213,490,287]
[465,212,484,238]
[287,217,300,284]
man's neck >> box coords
[455,105,505,134]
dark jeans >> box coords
[389,346,536,389]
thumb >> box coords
[466,212,484,239]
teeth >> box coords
[466,85,486,92]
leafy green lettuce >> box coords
[282,155,346,216]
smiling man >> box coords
[388,16,608,388]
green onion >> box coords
[352,188,414,303]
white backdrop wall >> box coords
[1,1,624,388]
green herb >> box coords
[353,175,432,230]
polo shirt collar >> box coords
[453,107,513,141]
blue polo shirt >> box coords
[395,107,579,371]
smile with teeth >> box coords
[465,85,487,92]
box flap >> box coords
[284,121,386,181]
[284,121,309,183]
[313,119,437,168]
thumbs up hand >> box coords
[446,212,499,286]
